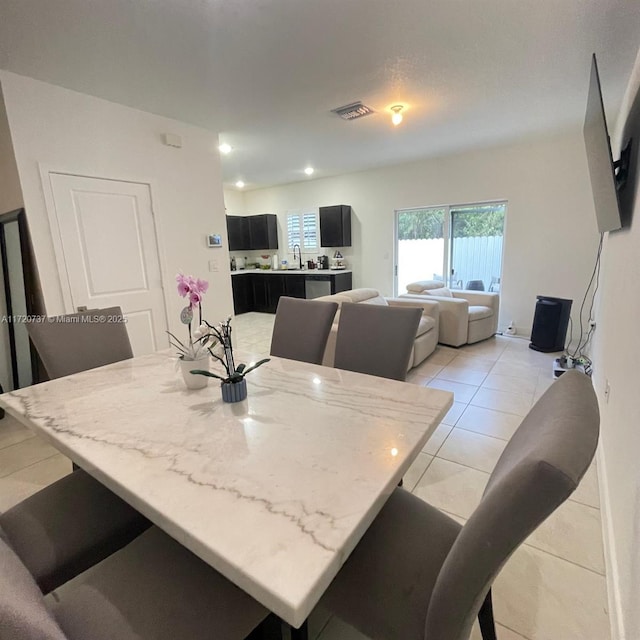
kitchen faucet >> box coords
[292,244,302,270]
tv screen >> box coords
[583,54,622,234]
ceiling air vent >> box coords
[331,101,375,121]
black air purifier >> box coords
[529,296,573,353]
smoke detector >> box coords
[331,101,375,121]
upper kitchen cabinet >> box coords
[226,214,279,251]
[249,214,278,250]
[319,205,352,247]
[226,215,249,251]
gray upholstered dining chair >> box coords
[27,306,133,379]
[333,302,422,381]
[0,469,150,594]
[270,297,339,364]
[3,306,149,593]
[320,370,600,640]
[0,525,268,640]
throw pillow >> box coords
[424,287,453,298]
[406,280,443,293]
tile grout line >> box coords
[435,505,606,577]
[0,451,67,480]
[0,432,38,452]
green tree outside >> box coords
[398,205,505,240]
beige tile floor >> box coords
[0,313,608,640]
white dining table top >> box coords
[0,351,452,627]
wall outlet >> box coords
[604,379,611,403]
[208,259,219,272]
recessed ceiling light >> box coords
[235,180,245,189]
[218,143,232,154]
[304,167,314,176]
[391,105,404,126]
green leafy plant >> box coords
[190,317,270,383]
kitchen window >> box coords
[287,211,319,251]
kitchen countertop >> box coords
[230,268,352,276]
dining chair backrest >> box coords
[270,297,338,365]
[27,307,133,379]
[334,302,422,381]
[424,370,600,640]
[0,535,68,640]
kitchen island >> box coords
[230,269,352,314]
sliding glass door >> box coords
[395,202,506,295]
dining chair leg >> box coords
[290,620,309,640]
[478,588,497,640]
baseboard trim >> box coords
[597,444,625,639]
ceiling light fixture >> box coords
[235,180,245,189]
[218,143,232,154]
[304,167,314,176]
[391,105,404,126]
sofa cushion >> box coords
[423,287,453,298]
[315,293,352,308]
[406,280,443,293]
[468,305,493,321]
[343,288,385,304]
[362,295,389,306]
[415,315,436,337]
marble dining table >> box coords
[0,350,453,628]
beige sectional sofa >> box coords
[316,288,439,370]
[400,280,499,347]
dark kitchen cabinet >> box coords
[231,274,254,315]
[319,205,352,247]
[252,274,285,313]
[226,214,278,251]
[226,216,249,252]
[251,276,269,313]
[285,275,306,299]
[232,272,352,315]
[249,214,278,250]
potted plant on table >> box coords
[167,274,215,390]
[190,318,270,402]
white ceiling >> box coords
[1,0,639,190]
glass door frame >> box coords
[393,199,507,296]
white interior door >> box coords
[49,173,167,355]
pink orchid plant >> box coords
[167,274,216,361]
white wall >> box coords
[592,44,640,640]
[242,131,600,336]
[0,71,232,340]
[223,188,247,216]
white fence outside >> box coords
[397,236,503,295]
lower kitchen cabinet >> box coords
[284,275,306,299]
[231,274,254,315]
[231,272,352,315]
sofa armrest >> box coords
[453,290,499,312]
[400,293,469,346]
[386,296,439,320]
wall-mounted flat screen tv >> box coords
[583,54,632,234]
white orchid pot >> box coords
[180,355,209,390]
